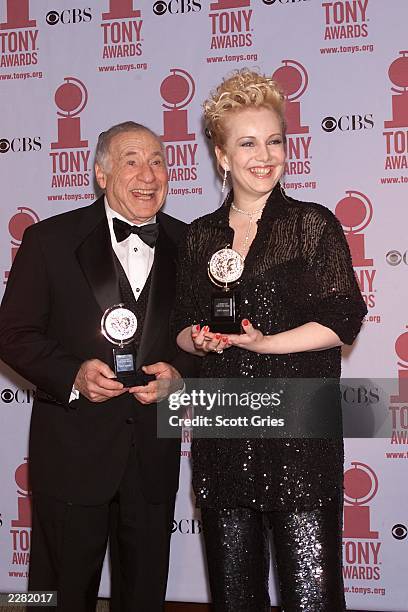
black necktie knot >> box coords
[113,217,159,248]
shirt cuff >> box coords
[69,387,80,402]
[168,381,186,404]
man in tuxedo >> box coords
[0,121,194,611]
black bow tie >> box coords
[113,217,159,248]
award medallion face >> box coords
[101,305,138,345]
[209,248,244,286]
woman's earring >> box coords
[222,167,228,193]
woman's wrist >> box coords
[257,334,274,354]
[259,324,341,355]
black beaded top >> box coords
[174,185,367,511]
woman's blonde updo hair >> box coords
[203,69,286,150]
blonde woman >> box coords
[174,70,366,611]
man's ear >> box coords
[215,146,229,172]
[95,163,107,190]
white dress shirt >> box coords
[104,197,155,301]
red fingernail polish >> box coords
[222,336,227,342]
[243,319,249,326]
[196,324,201,331]
[215,333,221,339]
[204,325,209,332]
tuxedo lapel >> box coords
[136,220,177,369]
[76,199,121,315]
[75,200,178,368]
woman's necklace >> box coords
[230,202,265,256]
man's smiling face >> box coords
[95,129,168,224]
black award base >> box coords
[113,347,155,387]
[209,291,241,334]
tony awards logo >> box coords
[101,0,143,60]
[342,461,381,581]
[51,77,88,150]
[322,0,369,42]
[389,329,408,445]
[272,60,311,176]
[11,458,31,529]
[335,190,373,266]
[343,461,378,539]
[160,69,198,182]
[210,0,249,8]
[0,0,39,68]
[209,0,253,51]
[391,330,408,403]
[161,68,195,142]
[50,77,91,189]
[385,51,408,129]
[273,59,309,135]
[102,0,141,19]
[4,206,39,284]
[10,458,32,568]
[335,190,376,310]
[383,51,408,171]
[0,0,36,28]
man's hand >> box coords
[73,359,127,402]
[128,362,183,405]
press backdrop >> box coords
[0,1,407,609]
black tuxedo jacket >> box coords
[0,197,194,505]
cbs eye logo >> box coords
[392,524,407,540]
[321,114,374,132]
[46,8,92,25]
[1,389,14,403]
[153,0,167,13]
[0,137,41,154]
[153,0,201,15]
[1,388,33,403]
[386,250,408,266]
[321,116,337,132]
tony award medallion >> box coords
[208,247,244,333]
[101,304,148,387]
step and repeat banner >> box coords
[0,0,407,609]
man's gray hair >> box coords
[95,121,164,171]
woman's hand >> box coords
[226,320,342,354]
[191,324,231,355]
[226,319,268,353]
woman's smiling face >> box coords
[216,106,285,206]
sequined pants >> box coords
[201,504,345,612]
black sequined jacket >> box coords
[174,186,367,511]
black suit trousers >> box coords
[28,444,176,612]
